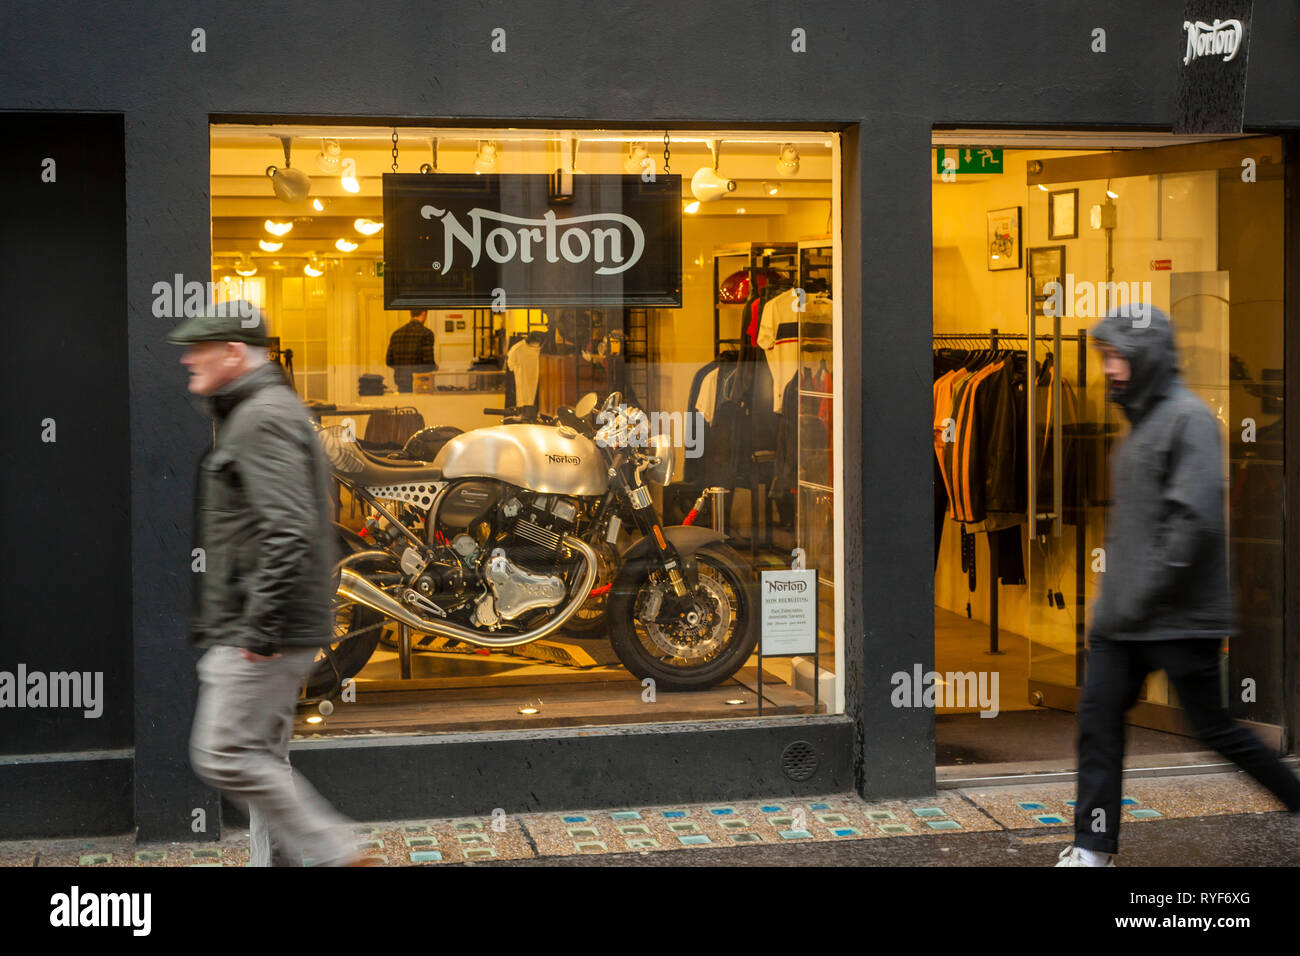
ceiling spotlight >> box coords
[258,239,283,252]
[335,238,358,252]
[777,143,800,178]
[341,157,360,193]
[517,697,543,715]
[315,138,342,173]
[737,207,746,214]
[691,140,736,202]
[473,141,499,174]
[419,137,439,174]
[1037,183,1049,192]
[684,200,700,214]
[304,256,324,277]
[691,167,736,202]
[234,255,257,276]
[312,198,326,212]
[763,182,779,195]
[266,135,312,203]
[623,142,653,176]
[1106,188,1119,199]
[723,697,747,705]
[264,220,293,236]
[353,218,383,235]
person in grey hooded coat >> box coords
[1056,304,1300,867]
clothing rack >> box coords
[933,328,1088,656]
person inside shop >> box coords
[386,309,437,392]
[168,300,374,867]
[1056,304,1300,867]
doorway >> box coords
[930,130,1288,778]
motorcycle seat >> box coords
[353,444,444,483]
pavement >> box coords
[2,769,1297,867]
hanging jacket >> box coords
[1087,306,1234,641]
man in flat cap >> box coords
[170,300,368,867]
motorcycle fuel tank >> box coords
[432,424,608,496]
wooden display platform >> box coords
[293,662,821,737]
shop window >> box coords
[209,123,844,736]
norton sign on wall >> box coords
[383,174,683,309]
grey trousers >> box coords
[190,644,357,867]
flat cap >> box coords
[166,300,270,346]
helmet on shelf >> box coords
[718,267,785,303]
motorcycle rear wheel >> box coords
[303,602,386,700]
[607,542,757,691]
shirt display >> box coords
[757,290,832,413]
[506,339,542,407]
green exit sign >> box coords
[936,148,1003,175]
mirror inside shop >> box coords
[209,124,842,736]
[931,134,1285,773]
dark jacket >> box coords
[192,360,338,653]
[386,319,437,392]
[1088,305,1234,641]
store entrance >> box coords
[931,131,1288,777]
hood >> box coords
[1089,303,1180,423]
[199,360,289,421]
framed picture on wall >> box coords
[1047,188,1078,240]
[1028,245,1066,317]
[986,206,1022,271]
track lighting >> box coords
[315,138,341,173]
[266,136,311,203]
[341,157,360,193]
[473,141,499,174]
[623,143,653,176]
[777,143,800,178]
[691,140,735,203]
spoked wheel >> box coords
[302,601,386,700]
[607,543,757,691]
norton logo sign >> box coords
[1182,18,1243,65]
[420,205,645,277]
[766,579,808,594]
[546,454,582,465]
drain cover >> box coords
[781,740,819,781]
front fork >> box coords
[605,458,693,599]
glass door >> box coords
[1024,136,1287,745]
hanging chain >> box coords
[391,130,399,173]
[662,131,671,175]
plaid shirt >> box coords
[385,320,437,391]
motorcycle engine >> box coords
[431,482,585,628]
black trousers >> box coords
[1075,635,1300,854]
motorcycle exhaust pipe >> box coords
[337,535,599,649]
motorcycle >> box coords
[306,391,758,699]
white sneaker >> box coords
[1055,845,1116,867]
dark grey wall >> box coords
[2,0,1298,840]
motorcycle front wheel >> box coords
[607,543,758,691]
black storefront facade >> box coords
[2,2,1299,844]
